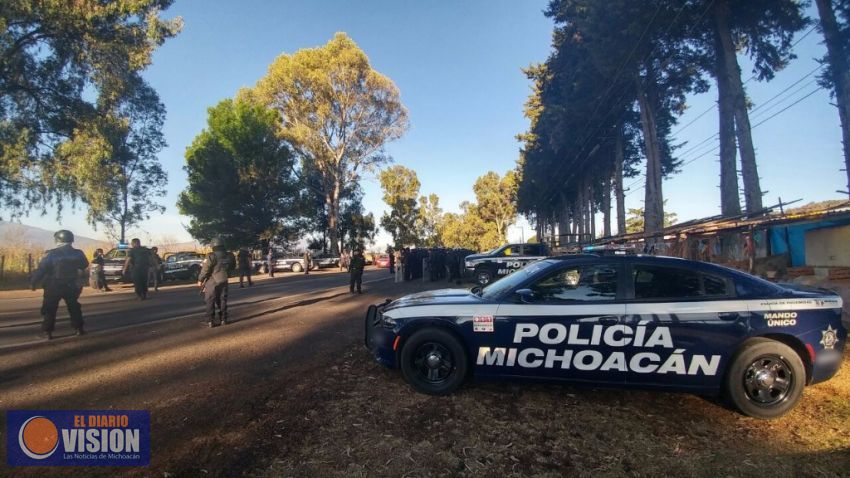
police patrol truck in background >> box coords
[366,254,847,419]
[465,243,549,286]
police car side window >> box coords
[703,274,728,296]
[530,265,618,302]
[633,265,702,300]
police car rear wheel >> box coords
[292,263,303,273]
[400,329,468,395]
[725,339,805,419]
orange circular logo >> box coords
[19,416,59,459]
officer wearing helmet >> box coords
[198,237,236,327]
[349,248,366,294]
[30,230,89,340]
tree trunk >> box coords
[590,196,596,240]
[601,173,612,237]
[327,182,341,255]
[816,0,850,195]
[636,69,665,235]
[715,0,763,213]
[713,16,742,216]
[576,191,585,240]
[614,130,626,235]
[120,182,129,243]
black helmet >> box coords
[54,230,74,243]
[210,237,224,248]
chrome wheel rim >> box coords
[743,354,794,406]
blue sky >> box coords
[15,0,847,247]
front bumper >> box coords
[364,301,397,368]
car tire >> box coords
[725,338,806,419]
[474,267,493,286]
[400,328,468,395]
[292,263,303,273]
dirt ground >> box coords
[2,277,849,477]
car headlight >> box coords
[465,261,472,268]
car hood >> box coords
[464,253,490,262]
[384,288,482,310]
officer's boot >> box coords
[207,316,217,328]
[220,312,228,326]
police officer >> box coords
[198,237,236,327]
[303,249,311,275]
[349,248,366,294]
[30,230,89,340]
[237,247,253,287]
[91,248,112,292]
[149,246,162,291]
[123,238,150,300]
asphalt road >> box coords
[0,267,447,477]
[0,267,394,349]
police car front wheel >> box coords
[725,338,805,419]
[400,328,468,395]
[475,268,493,286]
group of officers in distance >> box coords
[30,229,369,339]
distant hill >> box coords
[0,221,109,251]
[0,222,204,252]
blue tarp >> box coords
[769,216,850,266]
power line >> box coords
[673,25,822,138]
[624,84,825,198]
[751,86,824,128]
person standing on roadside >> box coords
[30,230,89,340]
[388,246,395,274]
[91,248,112,292]
[349,249,366,294]
[237,247,253,287]
[303,249,311,275]
[198,237,236,327]
[123,238,151,300]
[267,248,275,278]
[394,248,403,283]
[148,246,162,291]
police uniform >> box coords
[237,248,253,287]
[349,251,366,293]
[123,241,151,300]
[30,230,89,339]
[199,238,236,327]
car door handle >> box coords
[718,312,739,321]
[598,316,621,326]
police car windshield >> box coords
[104,249,126,259]
[480,259,555,300]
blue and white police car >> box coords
[365,254,846,419]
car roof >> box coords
[548,253,763,281]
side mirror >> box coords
[470,286,482,295]
[515,288,535,304]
